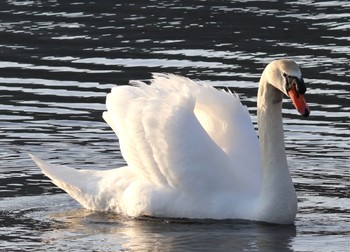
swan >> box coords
[30,59,310,224]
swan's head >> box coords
[264,59,310,117]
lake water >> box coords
[1,0,349,251]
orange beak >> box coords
[288,87,310,117]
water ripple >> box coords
[0,0,349,251]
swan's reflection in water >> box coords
[48,208,296,251]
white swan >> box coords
[31,59,310,224]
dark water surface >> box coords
[1,0,349,251]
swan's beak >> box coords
[288,87,310,117]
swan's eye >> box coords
[283,73,294,92]
[283,73,306,95]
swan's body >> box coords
[31,59,309,224]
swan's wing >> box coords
[189,82,263,190]
[103,74,240,193]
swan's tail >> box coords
[29,154,103,210]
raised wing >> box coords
[189,81,262,192]
[103,74,247,193]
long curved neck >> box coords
[257,76,287,178]
[256,72,297,224]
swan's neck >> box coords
[256,74,297,224]
[257,79,288,182]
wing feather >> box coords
[104,74,241,190]
[190,83,262,191]
[104,74,262,194]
